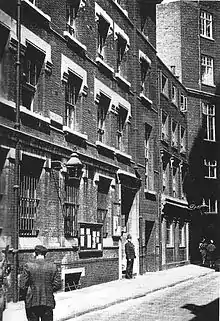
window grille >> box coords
[64,180,79,237]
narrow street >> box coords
[71,273,220,321]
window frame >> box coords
[166,220,174,247]
[171,120,178,148]
[200,10,213,39]
[201,55,214,86]
[204,160,217,179]
[79,223,103,251]
[144,123,152,191]
[205,197,218,214]
[202,103,216,141]
[161,111,169,143]
[171,83,178,105]
[116,105,127,151]
[179,224,186,247]
[161,73,169,97]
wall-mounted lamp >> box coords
[66,152,83,179]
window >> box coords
[116,105,127,151]
[97,94,110,143]
[172,166,178,198]
[161,111,169,142]
[80,223,102,250]
[180,126,186,154]
[20,156,42,236]
[97,15,110,59]
[179,224,186,247]
[64,180,79,237]
[22,44,45,110]
[180,94,187,112]
[162,161,169,194]
[201,55,214,86]
[171,121,178,148]
[144,123,152,191]
[161,74,169,97]
[180,164,187,200]
[65,73,82,130]
[66,0,80,36]
[202,103,216,141]
[205,197,218,213]
[171,84,178,105]
[97,177,110,238]
[0,24,9,60]
[166,221,174,246]
[200,11,213,39]
[139,51,151,98]
[116,34,128,79]
[204,160,217,179]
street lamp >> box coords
[66,152,83,179]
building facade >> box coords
[157,57,189,268]
[157,0,220,261]
[0,0,183,301]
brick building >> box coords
[1,0,182,301]
[157,0,220,261]
[157,57,189,268]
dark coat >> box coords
[19,258,61,309]
[125,240,136,260]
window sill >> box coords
[21,0,51,23]
[144,189,157,201]
[63,31,87,52]
[204,177,217,180]
[20,106,50,124]
[63,126,88,141]
[115,72,131,89]
[115,149,132,161]
[139,93,153,106]
[200,35,215,42]
[96,57,114,76]
[203,139,216,143]
[96,141,115,155]
[201,82,216,88]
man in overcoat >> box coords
[19,245,61,321]
[125,234,136,279]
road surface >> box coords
[71,273,220,321]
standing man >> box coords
[125,234,136,279]
[206,240,216,268]
[19,245,61,321]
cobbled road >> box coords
[71,273,220,321]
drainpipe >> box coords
[12,0,21,302]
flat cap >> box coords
[34,245,48,255]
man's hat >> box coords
[34,245,48,255]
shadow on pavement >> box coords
[182,298,219,321]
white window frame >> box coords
[166,220,174,247]
[139,50,151,99]
[200,10,213,39]
[204,160,217,179]
[172,166,178,198]
[180,126,186,154]
[205,197,218,214]
[161,73,169,97]
[171,120,178,148]
[201,55,214,86]
[202,103,216,141]
[180,94,187,112]
[161,112,169,142]
[144,123,153,191]
[179,224,186,247]
[171,84,178,105]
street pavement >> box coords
[3,264,216,321]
